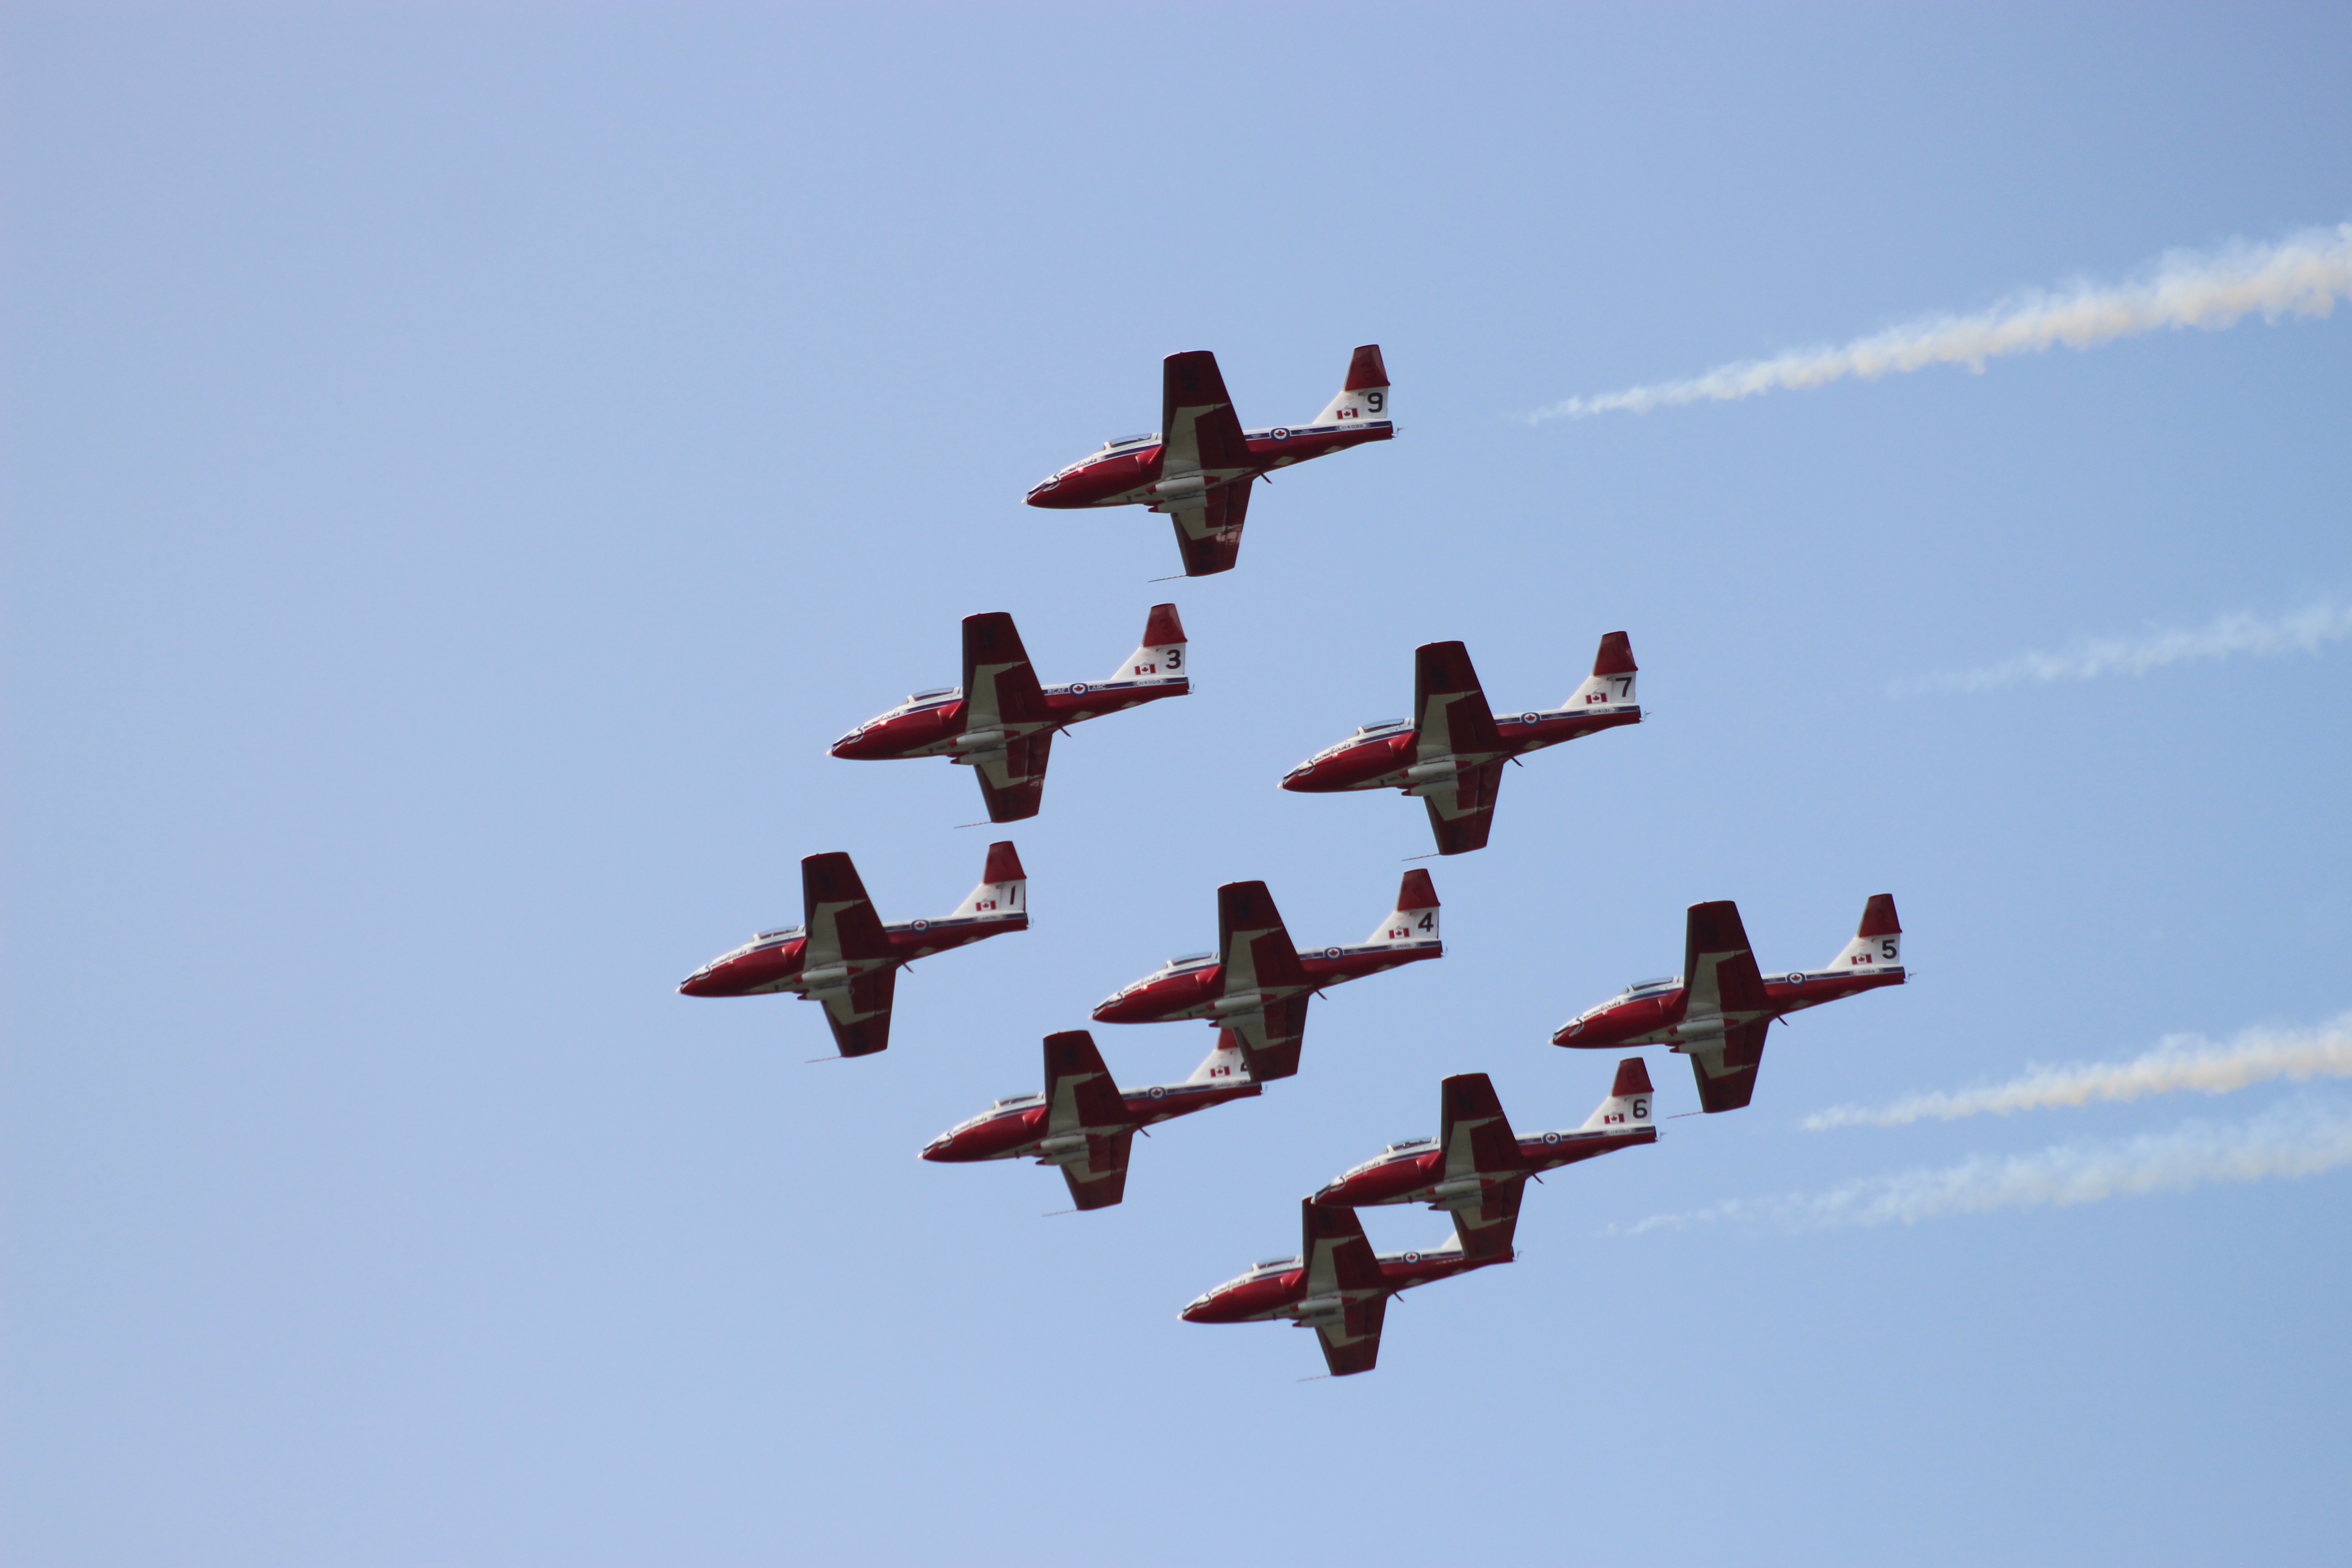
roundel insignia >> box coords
[1147,1086,1165,1099]
[1069,681,1088,695]
[1324,946,1341,959]
[1786,973,1803,985]
[1522,712,1539,724]
[1271,426,1290,441]
[911,919,929,931]
[1401,1251,1421,1265]
[1542,1131,1560,1145]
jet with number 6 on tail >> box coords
[1025,346,1394,577]
[830,605,1189,823]
[921,1029,1259,1211]
[1310,1061,1658,1259]
[1553,895,1906,1111]
[1281,632,1642,855]
[677,842,1029,1058]
[1091,871,1443,1081]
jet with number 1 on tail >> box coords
[677,842,1029,1058]
[830,605,1189,823]
[1090,871,1442,1082]
[1282,632,1643,855]
[1180,1199,1505,1377]
[1025,347,1394,577]
[921,1029,1259,1211]
[1553,896,1907,1111]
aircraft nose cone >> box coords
[1179,1296,1220,1323]
[678,969,723,998]
[918,1133,955,1161]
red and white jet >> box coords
[1024,347,1394,577]
[1281,633,1643,855]
[1090,871,1443,1080]
[677,842,1029,1058]
[830,606,1190,823]
[1311,1061,1658,1259]
[921,1029,1259,1211]
[1553,895,1906,1112]
[1180,1199,1504,1377]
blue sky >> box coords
[7,7,2348,1565]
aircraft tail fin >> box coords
[948,841,1028,920]
[1364,868,1441,946]
[1578,1057,1657,1132]
[1110,603,1190,685]
[1823,893,1902,975]
[1563,630,1639,710]
[1308,344,1392,428]
[1185,1030,1254,1087]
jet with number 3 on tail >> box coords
[677,842,1029,1058]
[1090,871,1443,1081]
[1310,1062,1658,1259]
[1281,632,1642,855]
[921,1029,1259,1211]
[830,605,1189,823]
[1553,896,1906,1111]
[1025,347,1394,577]
[1180,1198,1507,1377]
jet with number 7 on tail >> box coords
[1025,346,1394,577]
[829,605,1190,823]
[677,842,1030,1058]
[1553,896,1906,1111]
[1281,632,1643,855]
[921,1029,1259,1211]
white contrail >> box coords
[1888,601,2352,696]
[1529,223,2352,421]
[1616,1098,2352,1235]
[1806,1012,2352,1130]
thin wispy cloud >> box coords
[1806,1013,2352,1130]
[1888,601,2352,696]
[1530,223,2352,422]
[1615,1099,2352,1235]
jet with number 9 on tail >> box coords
[1553,895,1906,1111]
[1025,347,1394,577]
[677,842,1029,1058]
[1281,632,1642,855]
[921,1029,1259,1211]
[829,605,1190,823]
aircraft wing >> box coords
[1682,900,1770,1022]
[1422,757,1505,855]
[1167,477,1250,577]
[1313,1295,1387,1377]
[1413,642,1504,763]
[1060,1131,1133,1211]
[973,732,1050,822]
[960,612,1051,731]
[1226,995,1308,1082]
[817,965,897,1058]
[1042,1030,1127,1136]
[1449,1177,1524,1261]
[1217,881,1308,996]
[1301,1200,1384,1298]
[1439,1073,1520,1181]
[801,853,893,970]
[1686,1019,1771,1112]
[1161,351,1252,475]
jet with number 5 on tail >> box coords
[921,1029,1259,1211]
[1553,895,1906,1111]
[1281,632,1642,855]
[830,605,1189,823]
[1310,1061,1658,1259]
[1090,871,1443,1081]
[1180,1199,1506,1377]
[1025,347,1394,577]
[677,842,1029,1058]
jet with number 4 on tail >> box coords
[1281,632,1642,855]
[1180,1199,1506,1377]
[830,605,1189,823]
[921,1029,1259,1211]
[1025,347,1394,577]
[677,842,1029,1058]
[1553,895,1906,1112]
[1090,871,1443,1081]
[1311,1061,1658,1259]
